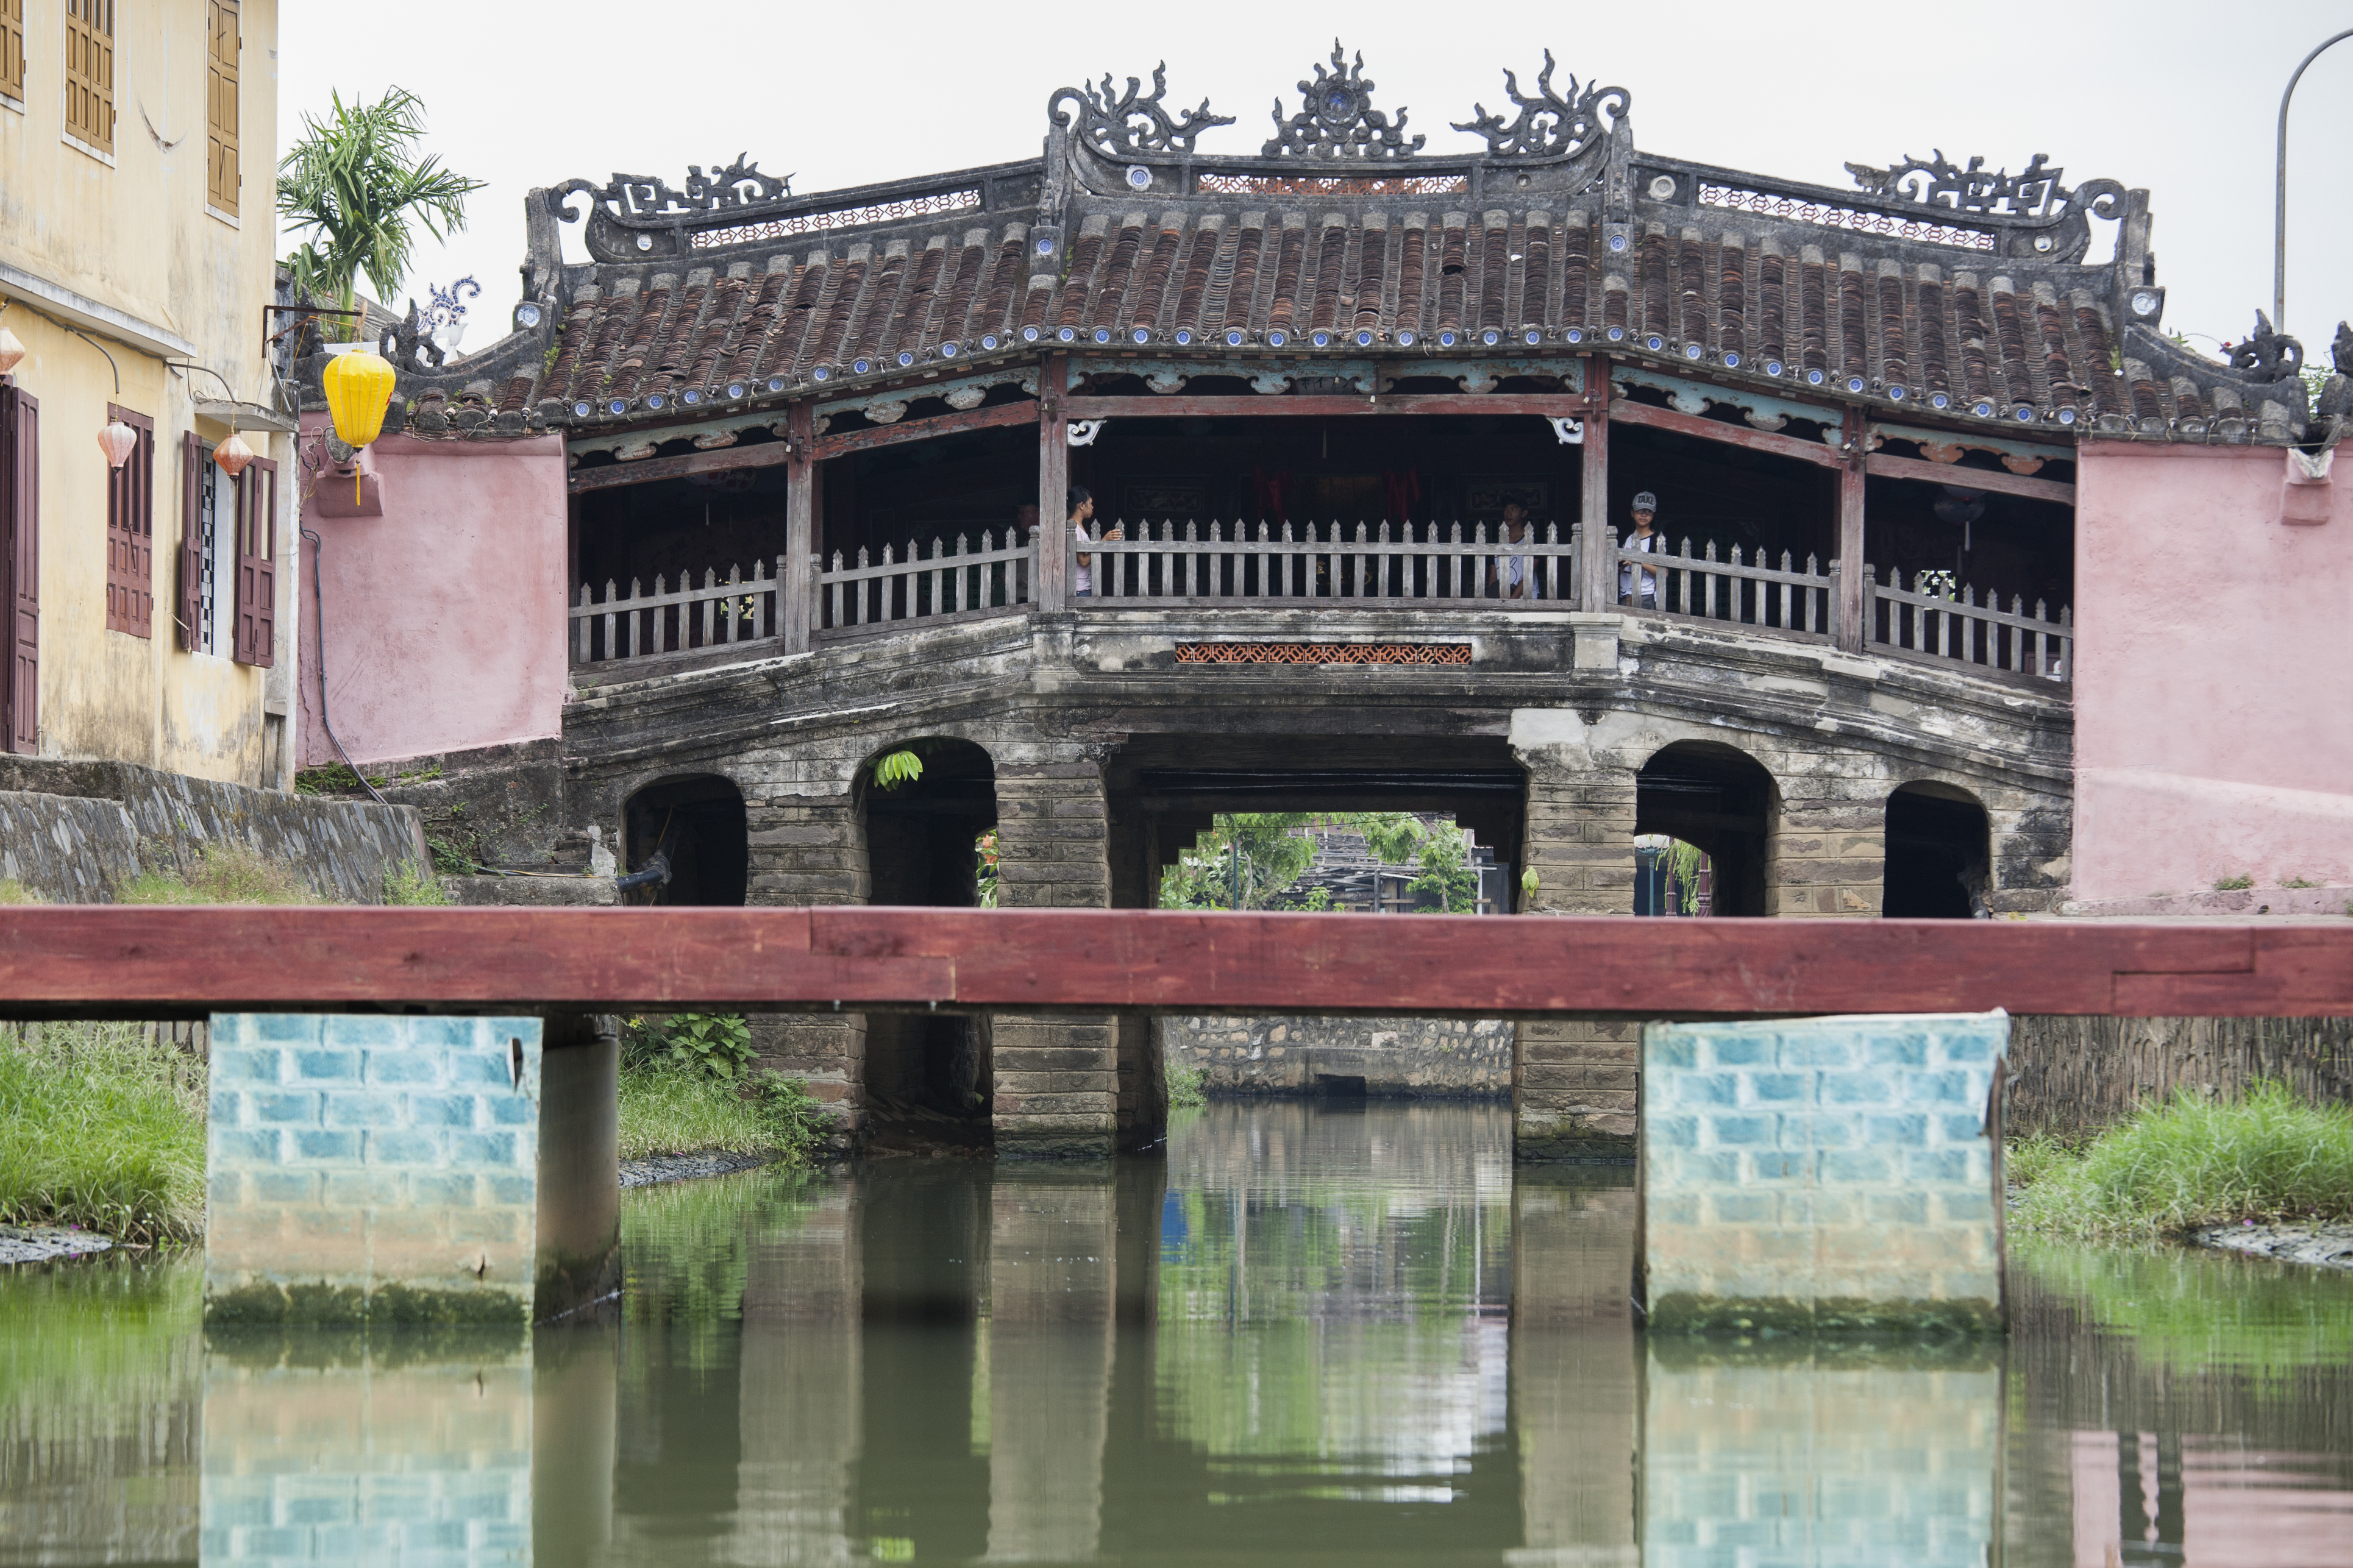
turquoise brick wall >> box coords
[205,1015,544,1322]
[1639,1011,2008,1332]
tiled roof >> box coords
[342,51,2317,445]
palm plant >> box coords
[277,88,483,335]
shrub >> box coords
[382,860,448,906]
[2010,1082,2353,1241]
[1166,1057,1206,1109]
[621,1013,758,1080]
[0,1023,207,1243]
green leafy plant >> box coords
[2282,876,2319,889]
[1406,823,1480,913]
[277,87,485,328]
[751,1072,825,1161]
[623,1013,758,1081]
[118,845,316,906]
[2215,873,2255,891]
[870,749,924,790]
[1166,1058,1208,1109]
[974,829,999,908]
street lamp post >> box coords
[2276,28,2353,329]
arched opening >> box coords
[1882,782,1992,918]
[1635,743,1777,917]
[861,739,999,1138]
[624,775,748,906]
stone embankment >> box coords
[1159,1015,1511,1096]
[2195,1221,2353,1271]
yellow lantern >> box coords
[321,349,396,447]
[319,349,396,506]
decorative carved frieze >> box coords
[553,155,792,224]
[2224,311,2304,380]
[1451,52,1627,160]
[1048,63,1234,157]
[1842,149,2124,228]
[1263,42,1424,160]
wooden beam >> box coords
[1038,353,1069,612]
[784,402,815,653]
[1062,393,1593,419]
[567,439,792,494]
[1607,397,1846,469]
[1580,355,1612,612]
[1837,406,1868,654]
[0,907,2344,1020]
[1865,451,2076,505]
[811,399,1038,461]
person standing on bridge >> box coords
[1620,492,1663,609]
[1069,486,1122,598]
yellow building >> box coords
[0,0,293,787]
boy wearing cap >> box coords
[1620,492,1662,608]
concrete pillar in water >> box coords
[991,756,1120,1158]
[1636,1010,2009,1333]
[1512,740,1640,1161]
[985,1166,1116,1560]
[745,792,869,1142]
[204,1015,546,1323]
[535,1013,619,1321]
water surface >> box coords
[4,1100,2349,1565]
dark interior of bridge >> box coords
[1882,782,1992,918]
[1634,743,1776,918]
[575,468,791,603]
[1864,477,2073,613]
[862,739,998,1138]
[623,774,749,906]
[1606,423,1835,584]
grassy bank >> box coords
[2010,1083,2353,1241]
[0,1024,207,1243]
[617,1013,825,1163]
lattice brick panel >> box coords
[1172,642,1472,665]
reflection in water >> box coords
[2,1101,2351,1566]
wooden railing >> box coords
[1086,519,1581,604]
[819,528,1034,634]
[1614,537,1834,638]
[572,559,785,666]
[1867,569,2072,683]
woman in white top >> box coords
[1067,486,1122,597]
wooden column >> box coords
[1835,405,1867,653]
[1036,353,1069,612]
[1579,357,1614,612]
[784,400,816,652]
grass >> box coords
[382,860,448,905]
[617,1064,825,1163]
[2215,873,2255,891]
[2009,1082,2353,1241]
[0,1023,208,1243]
[118,844,316,905]
[0,879,37,904]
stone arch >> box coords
[1882,779,1992,918]
[1634,740,1779,917]
[856,736,999,1137]
[622,773,749,906]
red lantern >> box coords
[213,429,255,478]
[97,419,138,469]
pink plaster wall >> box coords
[2073,442,2353,903]
[298,420,569,768]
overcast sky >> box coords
[281,2,2353,363]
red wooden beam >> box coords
[0,908,2344,1020]
[1061,394,1592,419]
[568,439,792,494]
[1865,450,2076,505]
[1607,398,1846,469]
[813,400,1038,461]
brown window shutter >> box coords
[2,386,37,754]
[206,2,238,215]
[234,456,276,667]
[104,403,152,638]
[2,0,26,104]
[65,0,113,154]
[177,433,205,651]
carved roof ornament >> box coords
[1843,150,2099,219]
[2331,321,2353,377]
[1050,63,1234,157]
[554,155,794,224]
[1451,51,1628,160]
[2224,311,2304,380]
[1263,41,1423,160]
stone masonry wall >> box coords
[0,756,428,904]
[205,1015,545,1323]
[1638,1011,2009,1333]
[743,793,868,1126]
[1161,1014,1511,1096]
[992,757,1119,1158]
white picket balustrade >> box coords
[1867,569,2072,683]
[1082,519,1581,603]
[1614,536,1834,637]
[571,558,785,666]
[819,528,1035,633]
